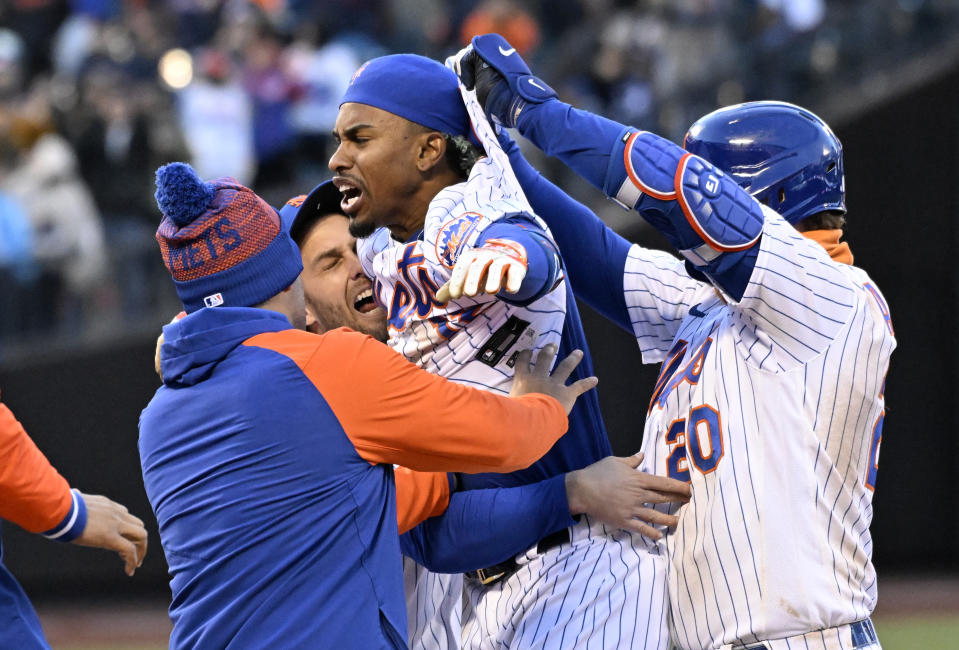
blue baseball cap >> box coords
[278,180,346,245]
[340,54,471,137]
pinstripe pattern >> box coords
[356,110,567,648]
[405,557,463,650]
[462,517,670,650]
[625,210,894,649]
[745,618,881,649]
[357,154,567,393]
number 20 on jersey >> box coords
[665,405,725,483]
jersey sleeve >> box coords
[731,209,858,370]
[474,214,562,305]
[357,227,396,279]
[0,401,87,540]
[623,244,709,363]
[248,329,569,473]
[400,473,574,572]
[394,468,452,534]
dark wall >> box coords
[0,339,170,600]
[834,65,959,571]
[1,65,956,602]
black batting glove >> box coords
[449,34,557,128]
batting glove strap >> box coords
[468,34,557,127]
[477,238,529,267]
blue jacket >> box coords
[139,307,567,648]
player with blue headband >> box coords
[329,52,690,650]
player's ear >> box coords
[305,303,321,333]
[415,131,447,173]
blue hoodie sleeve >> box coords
[499,133,633,332]
[400,474,574,573]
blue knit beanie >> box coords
[341,54,471,137]
[154,162,303,313]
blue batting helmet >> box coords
[683,101,845,225]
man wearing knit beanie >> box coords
[152,162,305,315]
[139,162,596,648]
[328,54,689,650]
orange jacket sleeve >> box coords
[245,328,569,473]
[394,468,450,534]
[0,400,73,533]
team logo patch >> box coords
[435,212,482,268]
[203,292,224,308]
[285,195,306,208]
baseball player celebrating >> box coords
[280,182,690,650]
[455,34,894,650]
[329,54,688,649]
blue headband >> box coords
[340,54,471,137]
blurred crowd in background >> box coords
[0,0,956,354]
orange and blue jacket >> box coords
[139,307,568,649]
[0,399,87,541]
[0,397,89,649]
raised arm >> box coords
[454,34,856,364]
[454,34,761,301]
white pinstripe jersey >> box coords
[404,557,462,650]
[357,156,566,394]
[625,208,895,649]
[358,79,570,650]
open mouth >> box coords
[333,177,363,214]
[353,288,378,314]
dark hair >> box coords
[443,133,483,179]
[795,211,846,232]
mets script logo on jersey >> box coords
[648,327,716,413]
[435,212,482,268]
[383,243,488,338]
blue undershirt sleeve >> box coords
[476,216,560,306]
[500,133,633,332]
[511,103,759,301]
[514,101,630,196]
[400,473,575,573]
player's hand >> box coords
[72,492,148,577]
[448,34,557,128]
[509,344,598,414]
[436,239,528,303]
[565,453,691,540]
